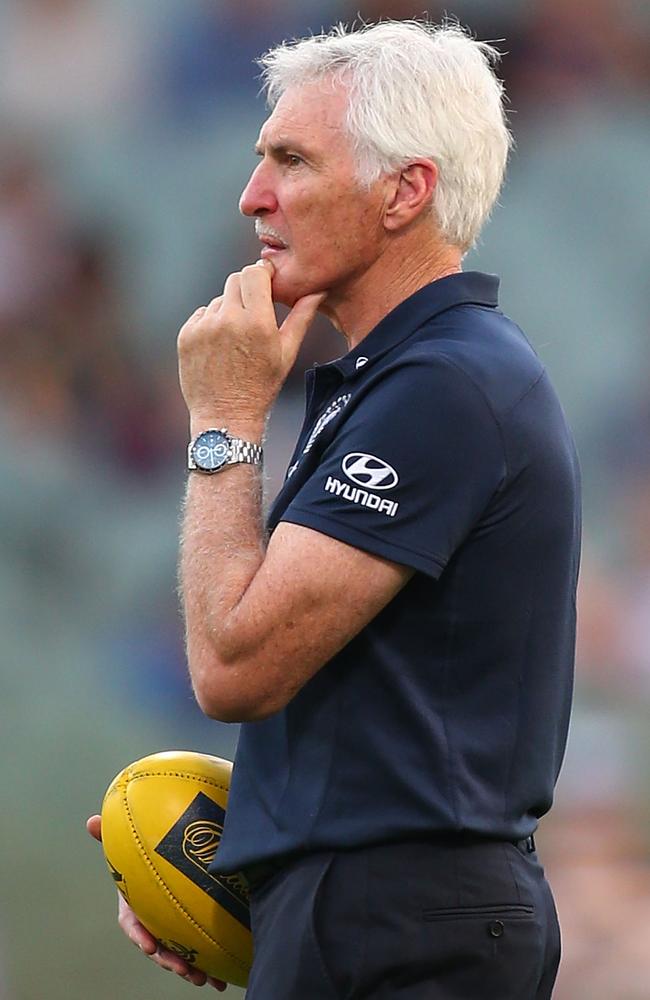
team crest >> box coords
[302,393,352,455]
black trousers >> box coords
[245,838,561,999]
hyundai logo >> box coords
[341,453,399,490]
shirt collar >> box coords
[321,271,500,380]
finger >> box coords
[221,272,242,308]
[184,305,208,326]
[279,292,327,367]
[181,967,209,986]
[118,895,158,954]
[208,976,228,991]
[239,262,276,319]
[86,814,102,842]
[155,945,212,985]
[114,892,207,982]
[151,946,194,978]
[257,257,275,276]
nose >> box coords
[239,162,278,218]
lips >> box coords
[259,235,287,250]
[259,237,288,260]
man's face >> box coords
[239,82,390,307]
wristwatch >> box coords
[187,428,263,474]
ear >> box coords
[384,159,438,232]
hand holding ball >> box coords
[98,750,252,988]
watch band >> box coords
[225,439,264,466]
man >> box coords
[89,20,581,998]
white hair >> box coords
[258,20,513,251]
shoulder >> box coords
[364,306,547,422]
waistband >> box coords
[240,832,537,892]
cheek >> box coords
[313,204,360,244]
[281,180,384,276]
[328,201,383,263]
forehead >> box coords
[257,81,351,153]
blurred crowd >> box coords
[1,1,649,998]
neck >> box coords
[322,233,463,349]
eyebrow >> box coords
[254,140,311,160]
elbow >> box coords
[200,702,277,723]
[196,690,280,723]
[190,653,284,723]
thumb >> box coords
[279,292,327,368]
[86,814,102,843]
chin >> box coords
[271,272,318,309]
[270,280,298,308]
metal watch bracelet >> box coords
[225,439,264,465]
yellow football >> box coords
[100,750,252,988]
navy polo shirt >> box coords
[213,272,581,874]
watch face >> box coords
[192,430,230,471]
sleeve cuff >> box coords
[278,507,446,580]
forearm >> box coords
[179,418,267,715]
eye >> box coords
[286,154,303,168]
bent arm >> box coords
[176,259,411,720]
[179,465,412,722]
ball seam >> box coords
[119,778,247,972]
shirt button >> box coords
[488,920,504,938]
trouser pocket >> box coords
[423,902,535,921]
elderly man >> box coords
[90,19,580,999]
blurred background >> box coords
[0,0,649,997]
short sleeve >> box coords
[278,357,506,578]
